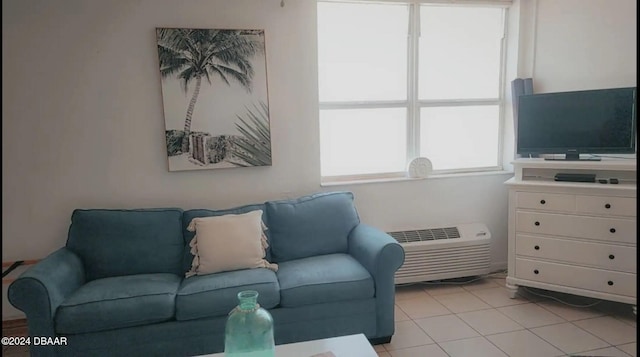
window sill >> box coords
[321,170,514,187]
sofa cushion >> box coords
[176,268,280,321]
[182,205,270,272]
[265,192,360,262]
[55,273,181,334]
[66,208,184,281]
[185,210,277,277]
[276,253,374,307]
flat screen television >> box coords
[517,87,637,160]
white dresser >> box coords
[505,159,637,314]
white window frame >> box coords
[319,0,509,183]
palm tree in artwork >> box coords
[156,28,262,153]
[229,101,272,167]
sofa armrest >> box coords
[8,248,85,339]
[348,224,404,278]
[348,224,404,339]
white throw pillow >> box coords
[185,210,277,277]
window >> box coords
[318,1,507,179]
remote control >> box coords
[610,178,619,184]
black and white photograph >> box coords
[156,28,272,171]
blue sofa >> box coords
[9,191,405,356]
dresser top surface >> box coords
[512,158,637,171]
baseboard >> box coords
[490,261,507,274]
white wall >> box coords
[532,0,637,92]
[2,0,636,319]
[2,0,323,261]
[1,0,511,264]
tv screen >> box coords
[517,87,636,158]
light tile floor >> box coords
[3,277,636,357]
[378,277,637,357]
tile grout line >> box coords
[533,300,611,323]
[568,319,633,354]
[460,297,530,357]
[394,280,635,356]
[504,297,569,323]
[482,334,515,357]
[419,285,561,357]
[529,319,615,355]
[613,316,637,328]
[612,342,636,357]
[411,303,518,356]
[572,345,632,357]
[495,301,570,329]
[573,316,638,346]
[414,285,523,337]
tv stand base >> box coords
[505,159,637,318]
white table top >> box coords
[203,333,377,357]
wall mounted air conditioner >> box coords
[389,223,491,284]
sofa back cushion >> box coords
[182,204,269,273]
[266,191,360,262]
[66,209,184,281]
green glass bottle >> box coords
[224,290,275,357]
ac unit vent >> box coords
[389,227,461,243]
[390,223,491,284]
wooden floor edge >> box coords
[2,318,27,329]
[2,260,40,268]
[3,260,40,284]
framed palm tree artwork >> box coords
[156,28,272,171]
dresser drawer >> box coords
[576,195,636,217]
[516,192,575,212]
[515,258,636,297]
[516,211,636,244]
[515,234,636,273]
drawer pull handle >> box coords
[609,254,615,260]
[605,203,611,209]
[610,228,616,233]
[534,221,540,226]
[540,200,546,204]
[607,281,614,286]
[534,269,539,275]
[534,245,540,250]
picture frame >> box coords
[156,28,272,171]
